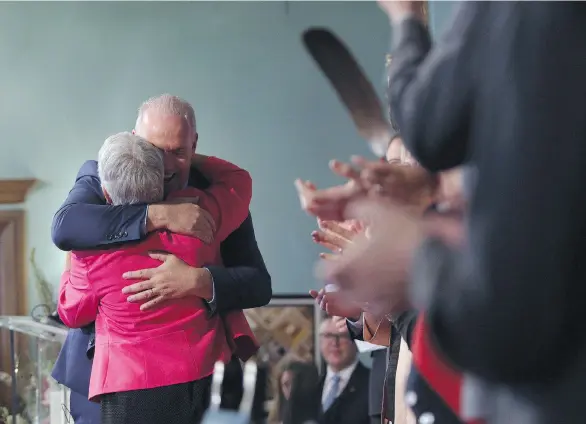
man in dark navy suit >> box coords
[51,94,272,423]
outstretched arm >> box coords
[195,155,252,242]
[207,213,272,313]
[51,160,148,251]
[387,2,483,171]
[414,3,586,384]
[189,155,271,312]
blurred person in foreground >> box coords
[310,1,586,423]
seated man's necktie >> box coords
[322,374,341,411]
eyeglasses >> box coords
[319,333,351,343]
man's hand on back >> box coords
[146,202,216,244]
[121,252,214,310]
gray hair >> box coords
[135,93,196,133]
[98,132,164,205]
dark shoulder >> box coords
[188,166,210,189]
[76,160,99,180]
[354,362,371,380]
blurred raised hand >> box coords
[316,198,421,316]
[295,157,438,221]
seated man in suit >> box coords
[51,94,272,423]
[318,317,369,424]
[58,132,256,423]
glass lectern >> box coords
[0,316,70,424]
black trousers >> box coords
[100,376,211,424]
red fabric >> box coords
[412,314,484,424]
[58,157,258,400]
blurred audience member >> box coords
[269,358,320,424]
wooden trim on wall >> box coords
[0,210,27,315]
[0,210,28,386]
[0,179,36,204]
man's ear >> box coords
[193,132,199,151]
[102,186,113,204]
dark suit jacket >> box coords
[346,319,385,418]
[318,362,370,424]
[347,311,417,420]
[51,160,272,417]
[389,2,586,423]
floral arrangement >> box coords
[0,407,28,424]
[0,371,28,424]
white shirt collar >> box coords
[325,359,359,384]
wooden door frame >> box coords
[0,209,27,317]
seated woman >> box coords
[269,358,320,424]
[57,132,256,424]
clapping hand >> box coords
[309,217,364,319]
[295,157,438,221]
[313,219,363,260]
[316,197,422,315]
[309,288,363,320]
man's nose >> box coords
[163,152,175,169]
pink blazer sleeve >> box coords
[197,157,252,242]
[57,255,98,328]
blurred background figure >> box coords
[317,318,369,424]
[269,358,320,424]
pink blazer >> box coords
[58,157,258,400]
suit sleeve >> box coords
[51,160,148,251]
[410,4,586,384]
[57,258,98,329]
[206,213,272,313]
[197,157,253,242]
[387,3,485,171]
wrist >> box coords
[391,9,424,26]
[190,267,213,301]
[146,204,168,232]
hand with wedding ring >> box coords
[121,252,213,310]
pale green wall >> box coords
[0,1,391,307]
[0,1,456,309]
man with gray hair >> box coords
[51,94,271,423]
